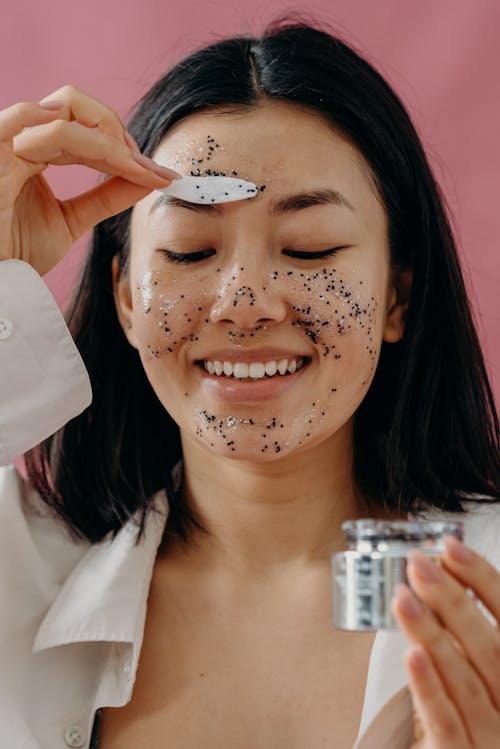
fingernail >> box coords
[124,131,140,154]
[132,152,182,180]
[444,535,474,563]
[38,99,66,110]
[409,550,443,583]
[395,584,423,618]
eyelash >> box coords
[282,248,342,260]
[159,249,216,264]
[159,248,343,264]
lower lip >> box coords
[197,363,309,402]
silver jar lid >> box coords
[341,518,464,553]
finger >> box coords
[0,103,70,209]
[13,120,179,189]
[0,100,66,143]
[405,646,469,749]
[407,549,500,710]
[123,130,140,153]
[393,584,496,746]
[38,84,132,149]
[442,535,500,622]
[59,176,156,240]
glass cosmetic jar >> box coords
[331,519,464,631]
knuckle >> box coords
[37,120,67,158]
[98,111,125,140]
[46,119,69,140]
[57,84,77,97]
[425,628,443,652]
[10,102,34,118]
[446,585,468,614]
[462,673,484,703]
[39,84,72,103]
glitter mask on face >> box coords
[133,257,380,458]
[127,107,393,462]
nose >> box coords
[209,263,288,330]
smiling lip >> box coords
[197,356,310,403]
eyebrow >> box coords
[272,189,355,214]
[147,188,356,217]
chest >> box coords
[97,569,376,749]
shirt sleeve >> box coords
[0,259,92,466]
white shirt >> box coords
[1,259,499,749]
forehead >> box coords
[152,101,371,187]
[131,101,386,236]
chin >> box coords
[194,424,321,462]
[213,447,293,463]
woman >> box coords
[0,19,499,749]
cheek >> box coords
[286,267,381,381]
[133,270,208,360]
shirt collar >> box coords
[32,490,169,654]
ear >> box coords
[111,255,139,350]
[382,267,413,343]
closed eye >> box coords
[158,247,344,263]
[282,247,343,259]
[158,249,216,263]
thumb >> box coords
[60,176,161,240]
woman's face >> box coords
[114,101,405,461]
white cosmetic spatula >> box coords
[156,175,258,205]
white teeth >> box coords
[265,361,278,376]
[233,362,249,379]
[249,362,266,378]
[203,357,305,379]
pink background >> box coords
[1,0,499,401]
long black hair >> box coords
[26,18,500,544]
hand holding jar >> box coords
[394,538,500,748]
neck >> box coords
[170,419,370,574]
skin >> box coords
[107,99,499,746]
[0,86,500,749]
[113,101,408,561]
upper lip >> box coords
[196,349,311,363]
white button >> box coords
[123,660,133,679]
[0,318,13,339]
[63,724,86,747]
